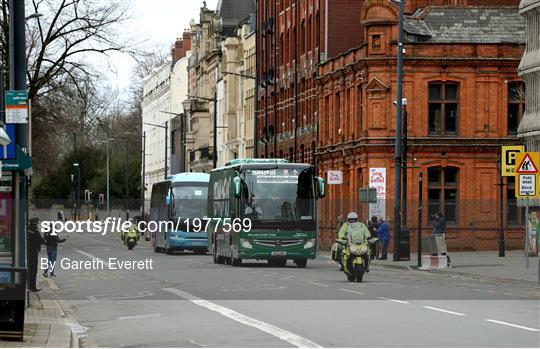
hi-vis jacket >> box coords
[337,222,371,243]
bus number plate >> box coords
[270,251,287,256]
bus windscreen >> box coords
[171,183,208,219]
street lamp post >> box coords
[141,131,146,220]
[393,0,405,262]
[497,155,506,257]
[124,138,129,219]
[402,101,408,228]
[73,163,80,219]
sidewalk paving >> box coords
[370,250,540,286]
[0,292,74,348]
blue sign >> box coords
[0,125,16,160]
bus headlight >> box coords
[240,238,252,249]
[304,238,316,249]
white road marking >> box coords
[308,281,328,287]
[422,306,465,316]
[163,287,321,348]
[279,275,295,280]
[376,296,409,304]
[117,313,161,321]
[339,288,364,295]
[71,232,109,245]
[64,244,110,267]
[485,319,539,332]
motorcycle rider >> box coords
[337,212,372,271]
[122,219,140,245]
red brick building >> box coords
[316,0,526,251]
[255,0,365,161]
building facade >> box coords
[255,0,365,162]
[316,0,525,250]
[218,17,257,166]
[185,0,256,172]
[518,0,540,153]
[142,35,191,209]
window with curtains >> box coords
[428,167,459,224]
[428,82,459,136]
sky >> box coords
[103,0,219,99]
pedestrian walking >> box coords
[431,212,450,265]
[368,216,380,259]
[43,229,66,278]
[57,209,65,222]
[432,211,446,235]
[376,218,390,260]
[27,218,45,292]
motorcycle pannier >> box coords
[331,242,340,261]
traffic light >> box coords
[85,189,92,203]
[99,194,104,205]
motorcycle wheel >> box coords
[355,264,364,283]
[346,273,355,282]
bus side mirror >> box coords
[233,176,241,198]
[316,177,326,198]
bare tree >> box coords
[0,0,141,176]
[23,0,138,101]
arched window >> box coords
[428,166,459,224]
[508,82,525,135]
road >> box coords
[37,228,539,347]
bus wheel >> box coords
[154,244,159,253]
[232,258,242,267]
[294,259,308,268]
[212,244,219,264]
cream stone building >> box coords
[141,36,190,209]
[218,17,257,166]
[184,1,256,172]
[518,0,540,151]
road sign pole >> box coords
[525,199,529,269]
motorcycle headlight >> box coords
[348,243,358,253]
[304,238,316,249]
[360,244,369,254]
[240,238,252,249]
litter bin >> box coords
[0,267,27,341]
[399,228,410,260]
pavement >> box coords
[369,250,540,286]
[0,292,74,348]
[18,229,538,347]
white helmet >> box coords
[347,212,358,222]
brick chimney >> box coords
[171,31,192,64]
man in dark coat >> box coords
[376,218,390,260]
[368,216,380,259]
[43,229,66,278]
[26,218,45,292]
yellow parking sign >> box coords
[502,145,525,176]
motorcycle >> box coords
[122,227,140,250]
[331,238,347,271]
[341,237,378,282]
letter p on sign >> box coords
[502,145,525,176]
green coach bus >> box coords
[208,159,325,268]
